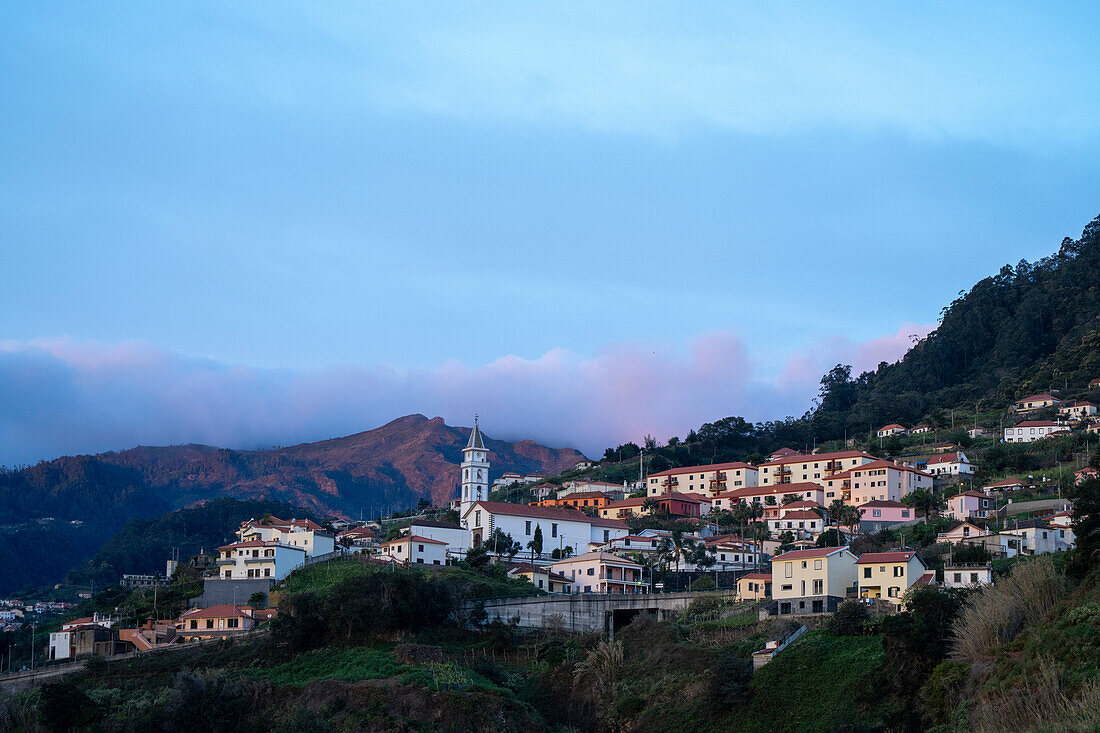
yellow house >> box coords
[855,551,933,605]
[1014,394,1061,412]
[771,546,857,615]
[646,461,759,497]
[735,573,771,602]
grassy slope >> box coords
[733,631,885,733]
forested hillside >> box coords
[812,214,1100,438]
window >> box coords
[814,559,822,570]
[893,566,903,577]
[227,618,239,629]
[872,509,882,517]
[953,573,962,583]
[587,567,594,576]
[552,523,558,538]
[813,579,823,594]
[784,562,793,578]
[864,567,872,578]
[205,619,214,629]
[888,587,899,598]
[190,620,198,630]
[970,573,979,583]
[525,521,531,535]
[801,561,808,569]
[475,511,481,526]
[781,584,792,591]
[418,544,424,552]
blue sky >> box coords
[1,2,1099,464]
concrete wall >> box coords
[194,578,274,608]
[466,590,737,635]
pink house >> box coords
[856,500,913,525]
[938,520,990,541]
[551,551,645,594]
[946,491,993,521]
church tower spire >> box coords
[459,415,489,525]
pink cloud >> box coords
[774,321,937,399]
[0,324,935,466]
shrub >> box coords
[709,653,752,705]
[829,601,870,636]
[690,574,716,591]
[951,555,1066,661]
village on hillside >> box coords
[9,376,1094,675]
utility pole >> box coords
[30,623,35,672]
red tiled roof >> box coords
[772,510,821,521]
[760,451,877,468]
[719,482,824,500]
[773,546,850,561]
[878,424,906,431]
[857,551,917,564]
[1013,420,1066,428]
[951,491,987,500]
[851,459,933,478]
[926,452,964,465]
[216,540,304,552]
[739,573,771,581]
[545,491,609,501]
[179,605,254,620]
[782,500,823,510]
[380,535,448,547]
[1017,394,1059,403]
[914,571,936,586]
[647,461,757,478]
[467,501,592,522]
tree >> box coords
[488,529,521,558]
[1067,473,1100,581]
[903,490,943,525]
[781,493,805,505]
[464,545,490,570]
[527,524,544,560]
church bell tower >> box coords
[459,416,489,526]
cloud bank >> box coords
[0,325,934,467]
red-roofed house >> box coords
[239,516,335,558]
[1059,401,1098,421]
[946,491,994,521]
[767,510,826,540]
[771,546,857,615]
[1014,394,1061,412]
[711,482,826,512]
[176,605,261,640]
[759,451,878,489]
[215,540,306,581]
[645,461,758,497]
[736,573,772,602]
[910,424,931,435]
[982,477,1026,494]
[856,551,929,605]
[462,501,628,558]
[551,552,645,594]
[856,500,914,529]
[847,460,933,504]
[923,451,975,477]
[379,535,448,566]
[877,424,907,438]
[1004,420,1071,443]
[600,492,711,520]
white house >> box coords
[758,451,878,488]
[997,520,1074,556]
[645,461,759,497]
[924,451,975,478]
[943,564,993,590]
[967,426,992,439]
[767,510,826,540]
[49,614,114,661]
[214,540,306,580]
[910,424,932,435]
[1004,421,1071,443]
[407,520,469,555]
[771,546,857,615]
[238,517,335,558]
[877,424,907,438]
[462,501,628,558]
[379,535,448,565]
